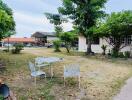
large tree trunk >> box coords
[86,37,92,55]
[112,41,121,57]
[66,46,70,53]
[65,42,70,53]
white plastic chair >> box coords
[64,64,80,88]
[35,57,49,70]
[28,62,46,85]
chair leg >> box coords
[34,77,36,86]
[49,65,50,74]
[52,67,54,78]
[64,76,65,87]
[78,75,80,89]
[50,65,53,79]
[39,66,40,71]
[45,74,46,80]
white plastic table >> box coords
[35,57,63,78]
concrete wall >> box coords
[78,36,87,52]
[78,36,132,53]
[78,36,103,53]
[47,36,59,42]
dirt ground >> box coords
[0,48,132,100]
[23,48,132,100]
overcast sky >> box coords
[3,0,132,37]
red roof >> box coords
[2,38,35,43]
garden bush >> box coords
[0,95,4,100]
[119,52,125,58]
[111,50,119,58]
[11,43,24,54]
[60,31,77,53]
[101,45,107,55]
[3,49,9,52]
[124,51,131,58]
[53,40,61,52]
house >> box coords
[31,32,58,46]
[78,35,132,53]
[1,37,36,47]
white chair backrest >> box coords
[35,57,42,65]
[64,64,80,77]
[29,62,36,72]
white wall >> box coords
[78,36,132,53]
[91,45,102,53]
[47,36,59,42]
[78,36,87,52]
[78,36,103,53]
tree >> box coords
[101,45,107,55]
[53,40,61,52]
[45,13,67,36]
[0,0,13,15]
[58,0,107,54]
[54,26,63,36]
[12,43,24,54]
[97,10,132,56]
[60,31,77,53]
[0,0,15,40]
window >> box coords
[111,35,132,45]
[92,37,100,45]
[126,35,132,45]
[86,37,100,45]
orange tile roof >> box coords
[2,38,35,43]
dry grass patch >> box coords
[0,48,132,100]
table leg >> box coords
[39,66,40,71]
[50,64,54,79]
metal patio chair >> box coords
[35,57,50,70]
[64,64,80,88]
[28,62,46,85]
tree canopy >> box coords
[58,0,107,54]
[0,0,15,40]
[96,10,132,54]
[45,13,67,36]
[60,31,77,53]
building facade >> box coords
[31,32,58,46]
[78,35,132,53]
[1,38,35,47]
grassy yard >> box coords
[0,48,132,100]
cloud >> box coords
[13,11,55,37]
[105,0,132,14]
[4,0,60,15]
[13,11,73,37]
[14,12,49,26]
[4,0,132,37]
[4,0,73,37]
[62,22,73,31]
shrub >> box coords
[101,45,107,55]
[107,49,111,56]
[59,31,77,53]
[124,51,131,58]
[3,49,9,52]
[119,52,125,58]
[111,49,119,58]
[53,40,61,52]
[0,95,4,100]
[11,43,24,54]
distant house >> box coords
[31,32,58,46]
[1,37,35,47]
[78,35,132,53]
